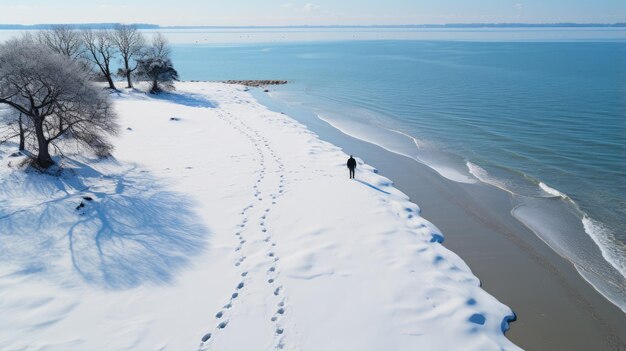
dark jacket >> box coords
[347,157,356,169]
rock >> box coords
[75,202,85,210]
[222,80,288,88]
[126,127,133,131]
[83,196,93,201]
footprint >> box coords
[241,271,248,277]
[274,287,281,296]
[218,321,228,329]
[216,311,224,318]
[232,292,239,299]
[237,282,244,289]
[276,328,284,335]
[202,333,212,342]
[268,278,274,283]
[277,308,285,314]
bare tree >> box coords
[113,25,145,89]
[0,108,34,152]
[0,37,119,168]
[81,29,118,90]
[136,34,178,94]
[150,33,171,59]
[38,25,83,60]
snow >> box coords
[0,82,520,350]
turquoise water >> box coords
[170,33,626,309]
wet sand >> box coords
[254,90,626,350]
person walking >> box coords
[347,155,357,179]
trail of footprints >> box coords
[199,112,289,350]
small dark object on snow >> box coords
[347,155,357,179]
[75,202,85,210]
[126,127,133,131]
[264,89,270,93]
[201,333,211,342]
[170,117,181,121]
[83,196,93,201]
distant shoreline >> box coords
[0,23,625,30]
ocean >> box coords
[167,28,626,310]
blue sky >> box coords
[0,0,624,25]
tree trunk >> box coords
[34,119,53,168]
[125,58,133,89]
[103,66,117,90]
[151,78,159,94]
[18,113,25,151]
[106,72,117,90]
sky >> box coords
[0,0,624,26]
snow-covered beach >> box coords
[0,82,521,350]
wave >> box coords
[466,162,514,194]
[582,215,626,279]
[470,162,626,311]
[539,182,567,199]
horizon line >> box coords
[0,22,625,30]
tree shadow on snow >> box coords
[151,91,218,108]
[0,156,210,290]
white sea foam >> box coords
[582,215,626,280]
[539,182,567,198]
[386,128,421,149]
[466,162,514,193]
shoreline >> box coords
[251,88,626,350]
[265,83,626,313]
